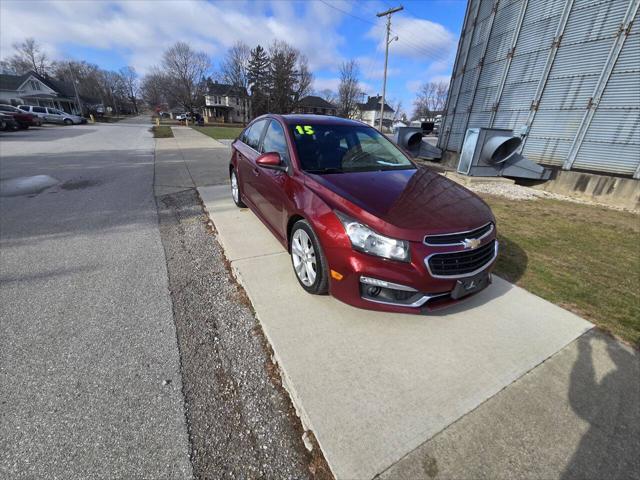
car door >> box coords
[251,119,293,238]
[45,108,62,123]
[236,119,268,208]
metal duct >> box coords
[480,135,522,165]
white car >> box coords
[18,105,85,125]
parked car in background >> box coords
[0,113,19,131]
[41,107,86,125]
[18,105,48,122]
[0,104,40,128]
[229,114,498,314]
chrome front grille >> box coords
[426,240,498,278]
[424,222,493,246]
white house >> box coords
[354,95,395,131]
[0,71,83,114]
[204,82,250,124]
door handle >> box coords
[252,167,260,176]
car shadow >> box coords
[493,233,528,284]
[561,332,640,479]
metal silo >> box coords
[439,0,640,179]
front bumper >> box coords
[325,237,498,314]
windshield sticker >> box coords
[295,125,315,135]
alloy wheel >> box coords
[291,229,316,286]
[231,171,239,203]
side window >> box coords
[244,120,267,150]
[47,108,58,114]
[261,120,289,162]
[34,107,47,113]
[18,106,28,111]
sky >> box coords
[0,0,467,115]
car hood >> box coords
[306,167,494,241]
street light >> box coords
[377,5,403,132]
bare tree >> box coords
[0,38,51,75]
[141,68,170,109]
[412,80,448,119]
[337,60,362,118]
[220,41,250,90]
[317,88,337,105]
[119,66,139,114]
[161,41,211,112]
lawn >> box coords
[152,125,174,138]
[480,194,640,347]
[191,125,243,140]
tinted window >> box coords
[18,106,29,111]
[47,108,60,114]
[34,107,47,113]
[261,120,289,161]
[244,120,267,150]
[289,123,414,173]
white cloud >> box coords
[366,16,455,62]
[313,77,340,92]
[0,0,348,74]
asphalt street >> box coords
[0,121,192,478]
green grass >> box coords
[152,125,174,138]
[480,194,640,347]
[191,125,243,140]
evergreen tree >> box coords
[247,45,271,117]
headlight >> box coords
[335,212,409,262]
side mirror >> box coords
[256,152,286,171]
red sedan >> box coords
[229,115,498,313]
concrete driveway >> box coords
[198,183,638,480]
[0,122,192,478]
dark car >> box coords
[0,112,19,131]
[0,104,39,128]
[228,115,498,313]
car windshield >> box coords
[289,123,415,174]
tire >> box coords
[64,119,73,125]
[290,220,329,295]
[230,168,246,208]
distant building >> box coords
[294,95,338,116]
[355,95,394,130]
[0,71,87,114]
[204,82,250,123]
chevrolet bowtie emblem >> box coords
[462,238,481,249]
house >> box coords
[204,82,250,124]
[0,71,85,114]
[355,95,395,131]
[294,95,337,116]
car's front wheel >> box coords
[290,220,329,295]
[230,169,246,208]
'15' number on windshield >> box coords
[295,125,314,135]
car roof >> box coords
[271,114,368,127]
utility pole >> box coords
[377,5,403,132]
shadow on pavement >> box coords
[562,334,640,479]
[0,127,97,141]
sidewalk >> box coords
[154,126,229,196]
[196,184,639,479]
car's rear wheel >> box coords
[290,220,329,295]
[64,119,73,125]
[230,169,246,208]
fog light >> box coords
[367,286,382,297]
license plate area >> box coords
[450,271,491,300]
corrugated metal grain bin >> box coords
[439,0,640,179]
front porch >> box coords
[21,94,81,115]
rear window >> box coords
[18,105,29,111]
[0,105,15,112]
[289,123,415,174]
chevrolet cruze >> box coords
[229,114,498,313]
